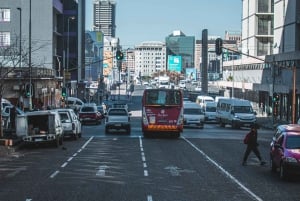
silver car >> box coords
[56,108,82,139]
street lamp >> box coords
[67,16,75,78]
[66,16,75,103]
[29,0,32,110]
[17,7,22,68]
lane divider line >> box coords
[49,136,94,179]
[182,137,263,201]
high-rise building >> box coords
[134,41,167,78]
[93,0,116,37]
[241,0,274,57]
[165,30,195,74]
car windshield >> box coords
[59,113,70,121]
[81,107,95,112]
[233,106,253,113]
[145,90,181,105]
[184,108,203,114]
[109,109,127,115]
[206,107,216,112]
[286,135,300,149]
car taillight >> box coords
[142,107,149,125]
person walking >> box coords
[242,124,266,166]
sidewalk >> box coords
[256,115,290,130]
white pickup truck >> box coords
[105,108,131,134]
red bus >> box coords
[141,88,184,138]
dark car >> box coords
[270,124,300,180]
[79,104,102,125]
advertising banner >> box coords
[168,56,182,72]
[185,68,196,80]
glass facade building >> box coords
[165,31,195,74]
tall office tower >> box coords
[93,0,116,37]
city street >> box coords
[0,87,298,201]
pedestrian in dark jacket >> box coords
[242,124,266,166]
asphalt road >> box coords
[0,87,299,201]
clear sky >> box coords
[86,0,242,48]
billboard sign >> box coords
[168,56,182,72]
[185,68,197,80]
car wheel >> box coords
[279,162,288,180]
[73,133,78,140]
[270,157,277,172]
[59,135,63,145]
[105,127,109,134]
[53,138,59,148]
[126,126,131,135]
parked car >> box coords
[105,108,131,134]
[22,110,64,147]
[55,108,82,139]
[270,124,300,180]
[79,104,102,125]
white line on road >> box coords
[61,162,68,168]
[144,170,148,176]
[96,165,108,177]
[182,137,263,201]
[147,195,153,201]
[67,157,73,162]
[50,170,59,179]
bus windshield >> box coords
[145,90,181,106]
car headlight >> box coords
[233,115,240,120]
[284,157,298,163]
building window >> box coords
[0,32,10,47]
[0,8,10,22]
[257,37,271,56]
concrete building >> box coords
[216,0,300,123]
[134,41,167,78]
[195,35,240,82]
[93,0,116,37]
[0,0,84,109]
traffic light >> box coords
[61,87,67,97]
[116,50,124,60]
[25,83,32,97]
[215,38,223,55]
[273,92,279,102]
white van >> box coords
[66,97,84,111]
[183,102,205,128]
[216,98,257,129]
[195,95,214,108]
[204,102,217,122]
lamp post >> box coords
[17,7,22,68]
[29,0,32,110]
[67,16,75,76]
[66,16,75,102]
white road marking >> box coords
[96,165,108,177]
[182,137,263,201]
[140,136,149,177]
[50,170,59,179]
[25,199,32,201]
[61,162,68,168]
[147,195,153,201]
[67,157,73,162]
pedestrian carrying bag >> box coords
[243,132,250,144]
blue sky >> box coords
[86,0,242,48]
